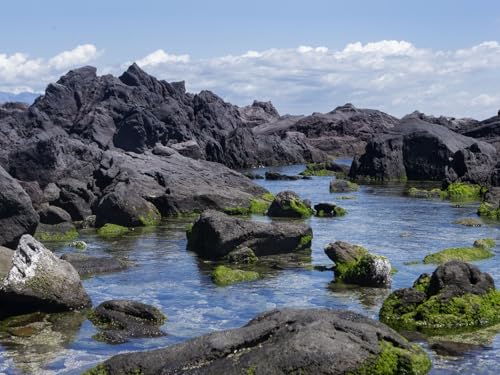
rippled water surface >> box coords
[2,162,500,374]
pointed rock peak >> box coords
[331,103,358,113]
[251,100,280,117]
[57,66,97,85]
[119,63,155,87]
[171,81,186,94]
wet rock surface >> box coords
[60,253,128,277]
[267,190,314,218]
[88,300,166,344]
[87,308,430,375]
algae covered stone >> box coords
[211,265,259,286]
[97,223,129,238]
[314,203,347,217]
[380,261,500,333]
[325,241,392,288]
[330,179,359,193]
[423,239,495,264]
[267,191,313,218]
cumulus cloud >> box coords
[0,44,100,94]
[134,40,500,119]
[1,40,500,119]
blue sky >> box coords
[1,0,500,118]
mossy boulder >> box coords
[300,161,350,177]
[454,218,482,227]
[223,247,258,264]
[211,265,260,286]
[313,203,347,217]
[267,191,313,218]
[97,223,129,238]
[380,261,500,333]
[83,308,431,375]
[407,187,445,199]
[445,183,484,201]
[478,201,500,219]
[224,193,274,216]
[325,241,392,288]
[423,239,495,264]
[330,179,359,193]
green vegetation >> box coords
[97,223,129,238]
[446,183,484,201]
[380,288,500,333]
[407,187,445,199]
[422,239,495,264]
[300,162,345,177]
[288,198,314,218]
[299,234,313,248]
[334,206,347,216]
[330,180,359,193]
[350,340,431,375]
[211,265,260,286]
[478,202,500,219]
[35,228,79,242]
[70,240,87,250]
[224,193,275,216]
[81,364,110,375]
[138,206,162,226]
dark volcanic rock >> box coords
[238,100,280,127]
[0,235,91,318]
[90,308,430,375]
[89,300,166,344]
[463,112,500,152]
[350,116,497,184]
[0,166,38,248]
[38,205,72,224]
[187,210,312,259]
[427,260,494,299]
[60,253,128,277]
[0,246,13,280]
[264,171,302,180]
[267,191,313,218]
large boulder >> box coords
[0,166,38,248]
[0,235,91,318]
[86,308,431,375]
[187,210,312,259]
[88,300,166,344]
[350,116,498,184]
[38,205,72,224]
[267,191,314,218]
[325,241,392,288]
[380,261,500,332]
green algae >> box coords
[211,265,260,286]
[35,228,79,242]
[299,234,313,248]
[138,206,162,226]
[224,193,275,216]
[423,239,495,264]
[478,202,500,219]
[97,224,129,238]
[349,340,431,375]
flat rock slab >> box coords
[90,308,429,375]
[60,253,128,277]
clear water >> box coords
[2,162,500,374]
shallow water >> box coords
[2,163,500,374]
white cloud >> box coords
[48,44,100,69]
[0,44,100,94]
[1,40,500,119]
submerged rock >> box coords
[329,179,359,192]
[0,166,38,248]
[313,203,347,217]
[325,241,392,288]
[380,261,500,333]
[423,239,495,264]
[88,300,166,344]
[60,253,128,277]
[267,191,314,218]
[38,205,72,225]
[34,222,79,242]
[85,308,430,375]
[0,235,91,318]
[264,171,303,180]
[211,265,260,286]
[187,210,312,259]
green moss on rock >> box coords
[138,207,162,226]
[474,238,496,249]
[445,183,483,201]
[288,199,314,218]
[224,193,274,216]
[454,218,482,227]
[334,206,347,216]
[350,340,431,375]
[97,224,129,238]
[299,234,313,248]
[82,364,110,375]
[407,187,445,199]
[35,228,79,242]
[423,246,494,264]
[478,202,500,219]
[211,265,260,286]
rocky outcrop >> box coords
[0,235,91,318]
[325,241,392,288]
[380,261,500,332]
[86,308,431,375]
[329,179,359,192]
[253,103,399,157]
[0,166,38,248]
[463,111,500,151]
[187,210,312,259]
[267,191,313,218]
[350,115,497,184]
[88,300,166,344]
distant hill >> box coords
[0,91,39,104]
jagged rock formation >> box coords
[463,111,500,152]
[350,115,497,184]
[253,103,399,157]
